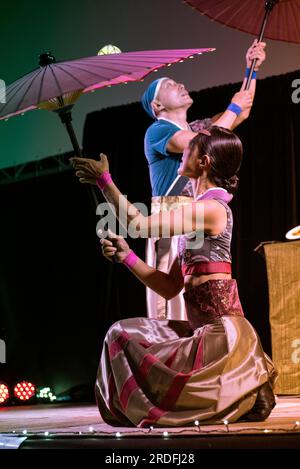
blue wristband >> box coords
[227,103,242,116]
[245,67,257,79]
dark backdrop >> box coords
[1,70,300,394]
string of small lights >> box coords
[1,420,299,439]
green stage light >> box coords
[37,387,56,402]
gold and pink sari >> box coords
[95,279,277,427]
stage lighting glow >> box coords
[97,44,122,55]
[37,387,56,402]
[14,381,36,401]
[0,383,9,404]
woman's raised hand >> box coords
[70,153,109,185]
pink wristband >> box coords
[122,250,138,269]
[96,171,113,190]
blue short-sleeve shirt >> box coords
[144,117,212,196]
[144,119,183,196]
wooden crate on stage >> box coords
[259,240,300,394]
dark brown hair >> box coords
[189,126,243,194]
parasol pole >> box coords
[57,104,117,262]
[38,52,99,207]
[245,0,279,90]
[56,104,99,208]
[56,104,118,263]
[56,105,83,157]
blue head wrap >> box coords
[141,77,169,119]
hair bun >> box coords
[223,175,239,194]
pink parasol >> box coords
[0,48,214,123]
[0,47,214,204]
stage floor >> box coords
[1,396,300,449]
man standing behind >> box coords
[142,40,266,320]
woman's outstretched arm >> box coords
[71,154,226,238]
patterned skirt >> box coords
[95,280,277,427]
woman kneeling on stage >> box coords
[71,126,277,427]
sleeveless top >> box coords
[178,188,233,276]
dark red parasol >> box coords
[184,0,300,87]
